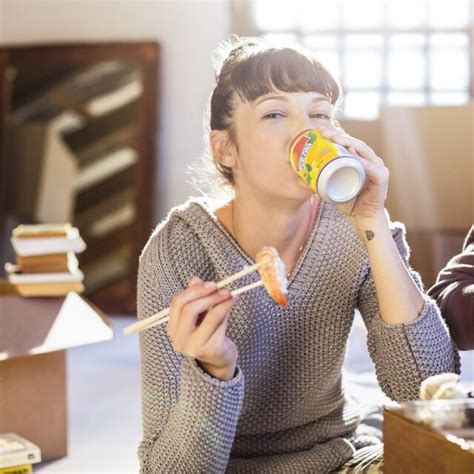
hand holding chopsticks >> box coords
[123,247,288,335]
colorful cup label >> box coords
[289,129,352,192]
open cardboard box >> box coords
[0,280,114,461]
[384,403,474,473]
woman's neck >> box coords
[226,194,320,270]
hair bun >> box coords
[211,35,262,81]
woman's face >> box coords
[231,90,333,202]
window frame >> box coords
[231,1,474,118]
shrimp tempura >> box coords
[256,247,289,307]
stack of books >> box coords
[0,433,41,474]
[4,223,86,297]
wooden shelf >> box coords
[0,42,159,315]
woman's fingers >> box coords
[188,276,202,287]
[167,280,217,338]
[204,309,232,351]
[360,157,390,185]
[318,125,382,165]
[172,288,232,350]
[190,296,234,350]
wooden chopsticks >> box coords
[123,260,269,335]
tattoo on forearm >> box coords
[365,230,375,241]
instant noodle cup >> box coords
[289,129,366,204]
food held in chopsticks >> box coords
[256,246,288,307]
[123,246,288,335]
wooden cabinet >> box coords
[0,42,159,314]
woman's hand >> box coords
[318,124,389,221]
[167,277,238,381]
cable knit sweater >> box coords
[137,197,459,473]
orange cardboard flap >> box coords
[0,291,113,360]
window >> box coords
[233,0,472,119]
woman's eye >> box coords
[263,112,284,119]
[311,113,331,120]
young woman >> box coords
[136,36,459,473]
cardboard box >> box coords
[384,406,474,474]
[380,104,473,231]
[0,281,113,461]
[341,108,473,288]
[405,229,468,289]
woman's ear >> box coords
[209,130,236,169]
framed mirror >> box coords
[0,42,159,314]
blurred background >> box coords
[0,1,472,472]
[0,0,472,311]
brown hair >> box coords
[188,36,341,202]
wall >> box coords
[0,0,231,221]
[341,106,473,288]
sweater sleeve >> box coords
[356,221,460,402]
[137,217,245,473]
[427,225,474,350]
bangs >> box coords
[230,47,340,105]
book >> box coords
[8,124,45,221]
[34,125,77,223]
[74,147,137,192]
[75,166,135,213]
[9,121,78,224]
[0,433,41,469]
[12,223,71,238]
[11,225,86,256]
[63,101,138,161]
[16,252,78,274]
[5,265,84,284]
[12,280,85,297]
[4,265,85,297]
[0,464,32,474]
[88,203,135,239]
[85,77,143,117]
[11,61,136,124]
[74,187,133,235]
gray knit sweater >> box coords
[137,197,459,473]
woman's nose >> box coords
[287,114,315,149]
[291,114,315,137]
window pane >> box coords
[254,0,297,31]
[341,2,385,30]
[428,0,470,29]
[387,92,426,106]
[263,33,298,45]
[430,92,470,105]
[345,34,384,49]
[387,43,426,90]
[343,36,384,89]
[304,34,338,50]
[429,33,470,90]
[430,33,469,47]
[343,92,380,119]
[344,51,383,88]
[430,47,469,90]
[299,1,339,32]
[304,35,340,79]
[390,33,426,48]
[387,3,427,29]
[317,51,341,79]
